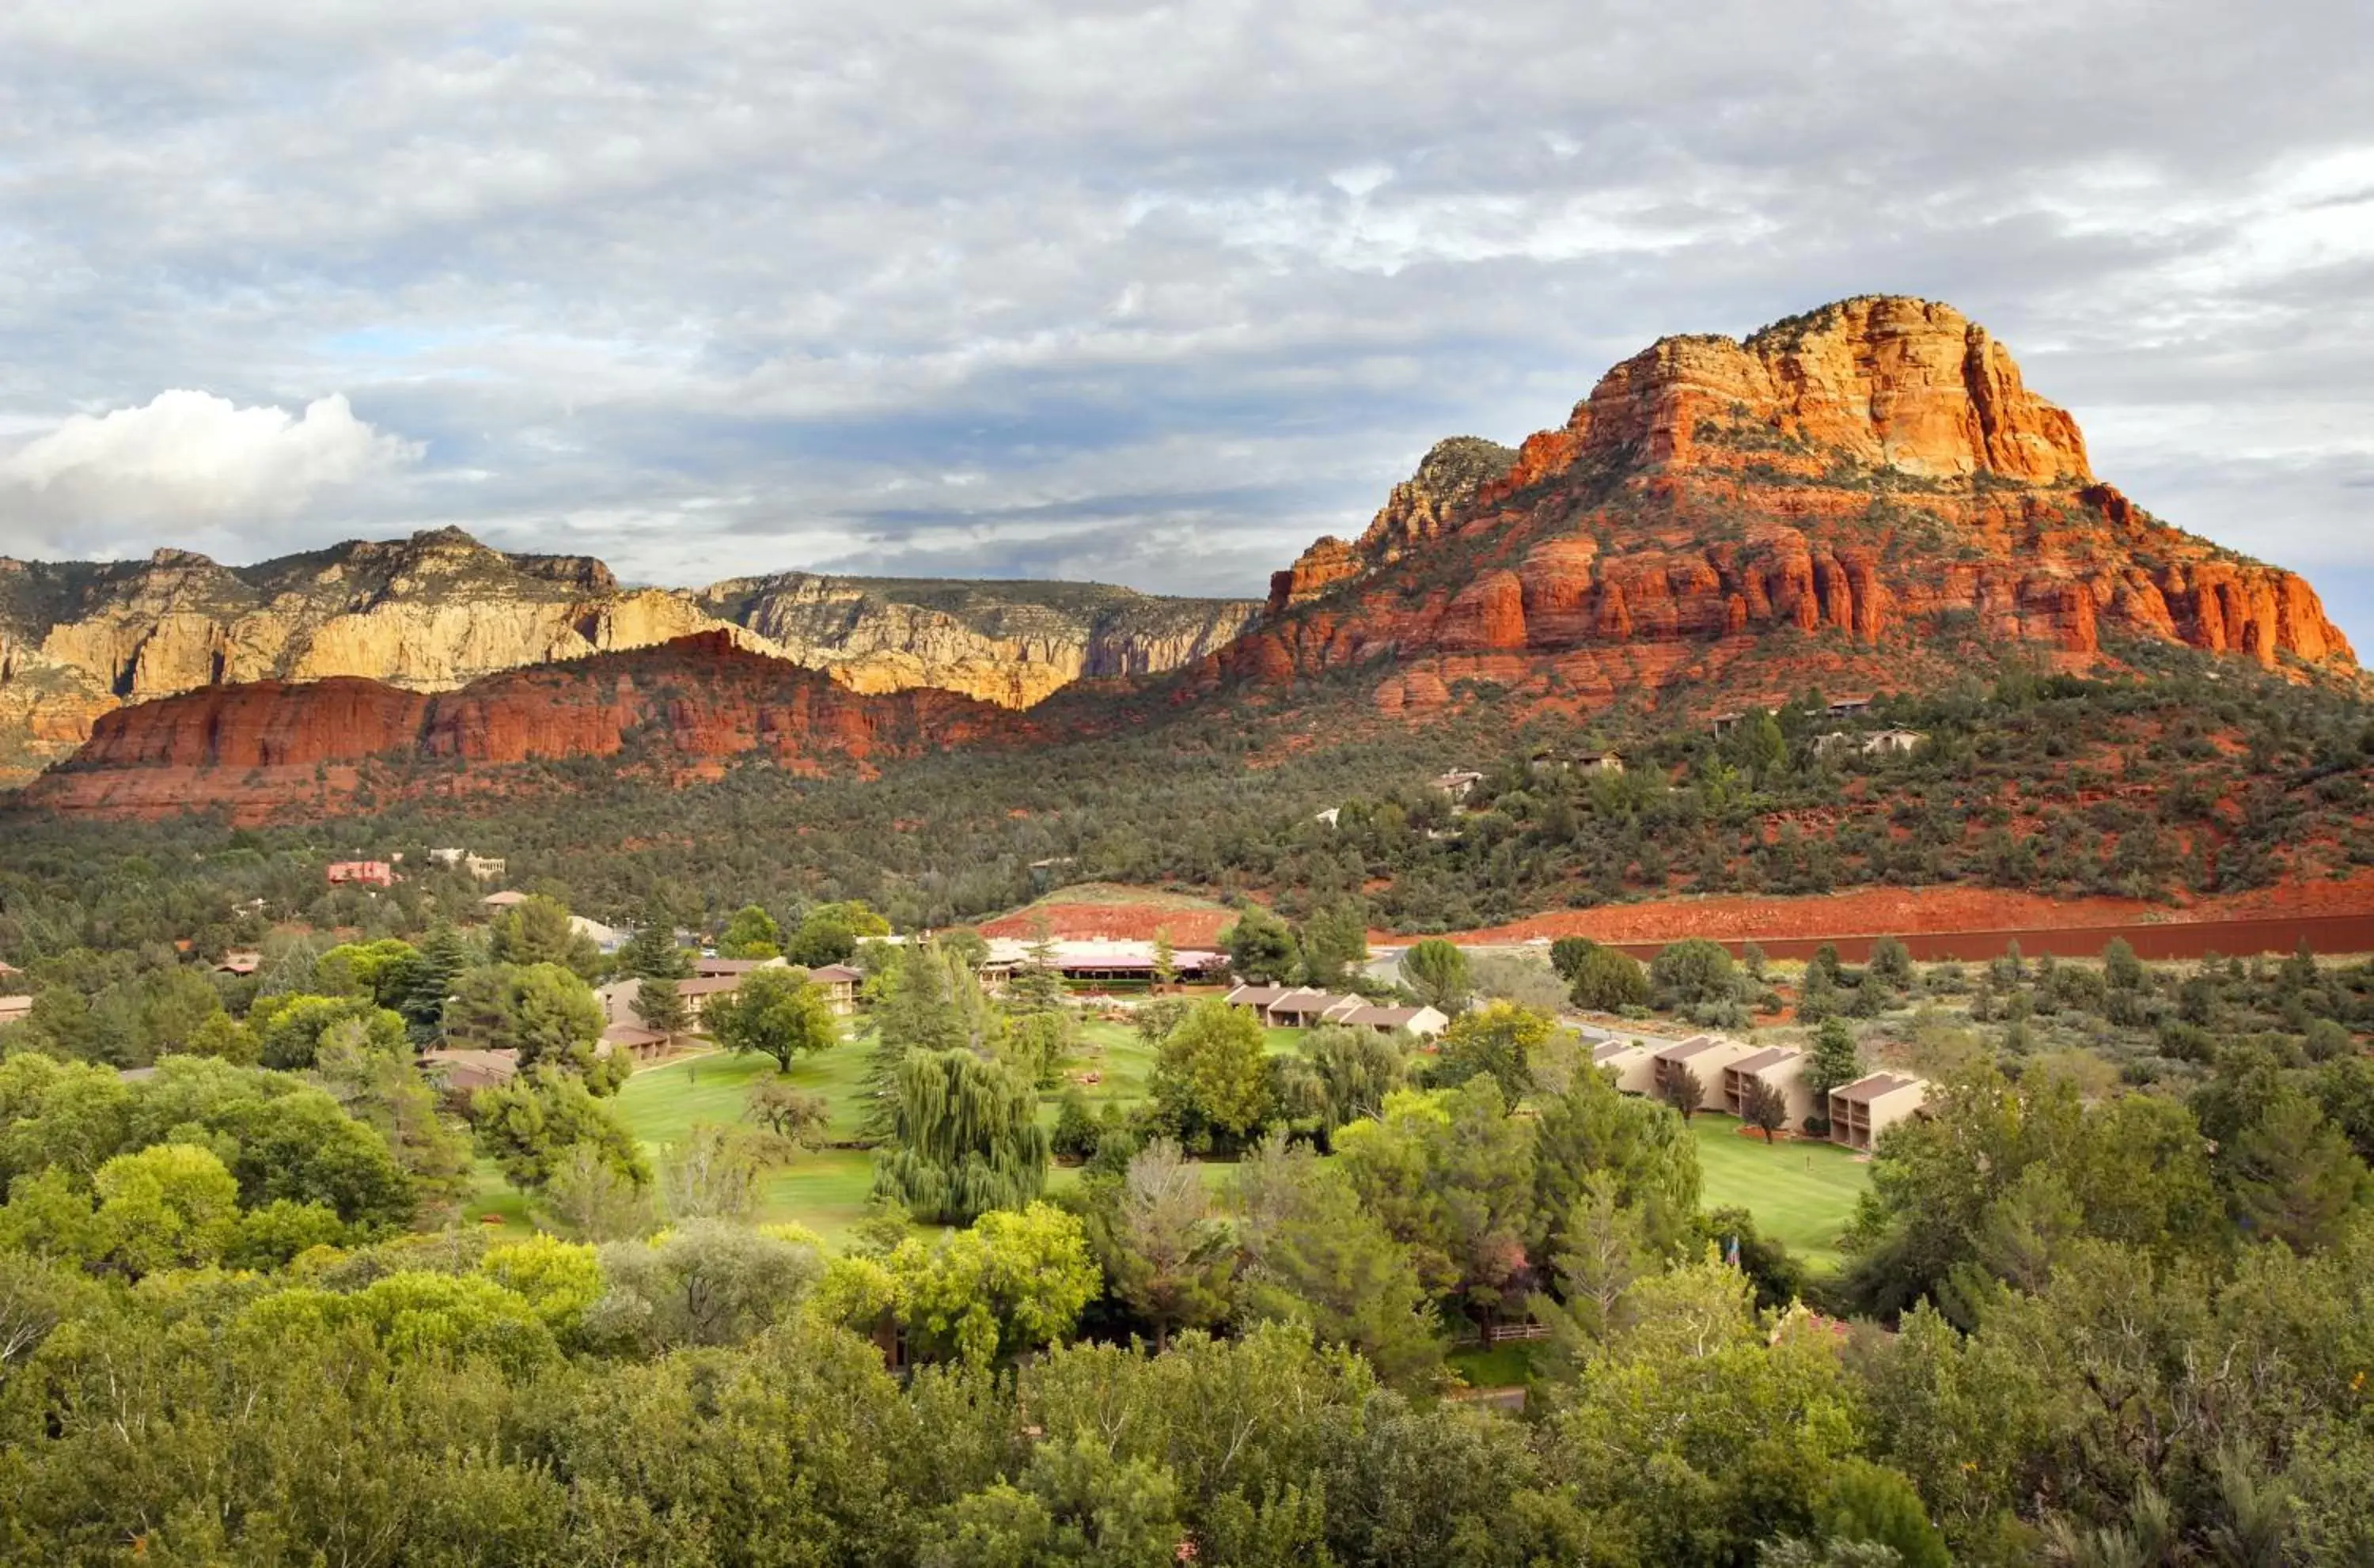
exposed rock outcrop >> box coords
[0,532,1258,781]
[1255,295,2353,710]
[25,632,1023,821]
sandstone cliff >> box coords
[696,573,1259,710]
[0,530,1257,781]
[1242,296,2353,716]
[23,632,1023,821]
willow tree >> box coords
[870,1049,1049,1224]
[860,941,1003,1139]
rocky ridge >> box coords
[21,631,1024,821]
[0,531,1257,781]
[1234,295,2353,717]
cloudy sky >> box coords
[1,0,2368,644]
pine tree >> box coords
[631,975,692,1039]
[619,898,692,982]
[400,924,467,1047]
[1004,918,1068,1014]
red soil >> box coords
[1427,873,2374,947]
[977,902,1238,945]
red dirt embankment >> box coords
[1427,874,2374,960]
[981,875,2374,960]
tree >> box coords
[1549,936,1599,984]
[1660,1062,1704,1121]
[1147,998,1272,1151]
[1568,945,1649,1012]
[747,1078,831,1149]
[489,895,601,977]
[2227,1090,2366,1252]
[1400,937,1472,1013]
[871,1049,1049,1225]
[313,1017,473,1218]
[537,1142,656,1241]
[1298,901,1369,989]
[1108,1138,1234,1349]
[399,923,468,1046]
[1274,1023,1402,1144]
[471,1069,650,1193]
[1529,1062,1702,1266]
[1649,938,1740,1010]
[1335,1078,1535,1321]
[1049,1087,1100,1161]
[861,941,1003,1138]
[657,1123,772,1222]
[589,1219,823,1350]
[2102,936,2145,991]
[630,973,692,1039]
[785,900,888,968]
[1004,920,1068,1014]
[1807,1017,1861,1108]
[1150,928,1177,993]
[1428,1001,1549,1103]
[1227,1134,1443,1387]
[313,939,423,1009]
[251,994,407,1070]
[706,968,840,1073]
[1528,1172,1648,1354]
[1221,903,1299,984]
[86,1142,242,1277]
[1741,1075,1789,1142]
[617,898,692,982]
[885,1203,1098,1365]
[1867,937,1915,993]
[717,903,786,960]
[444,963,615,1087]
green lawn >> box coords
[469,1019,1303,1250]
[1688,1114,1870,1270]
[1446,1340,1539,1389]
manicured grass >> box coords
[1688,1114,1870,1270]
[1447,1340,1539,1389]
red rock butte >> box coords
[22,632,1029,820]
[1246,295,2352,717]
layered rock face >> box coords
[1244,296,2353,712]
[698,574,1259,709]
[0,531,1257,781]
[25,632,1022,820]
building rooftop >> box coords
[1833,1072,1921,1102]
[1727,1046,1799,1075]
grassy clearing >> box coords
[1688,1114,1870,1269]
[1446,1340,1539,1389]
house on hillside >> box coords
[1592,1038,1662,1095]
[1432,769,1487,800]
[481,890,530,911]
[1651,1035,1762,1112]
[1824,695,1874,717]
[1828,1073,1928,1150]
[1861,728,1925,756]
[215,949,262,976]
[1314,807,1342,828]
[0,994,32,1027]
[1720,1047,1816,1129]
[571,915,626,953]
[327,861,396,887]
[1572,749,1625,775]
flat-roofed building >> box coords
[1652,1035,1762,1112]
[1338,1003,1449,1040]
[1828,1073,1929,1150]
[1591,1037,1661,1095]
[1720,1046,1815,1128]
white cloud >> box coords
[0,390,419,529]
